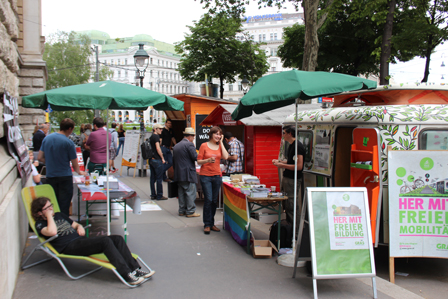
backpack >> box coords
[269,219,293,250]
[141,138,154,160]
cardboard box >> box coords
[252,239,277,258]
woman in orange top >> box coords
[197,126,229,234]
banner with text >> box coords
[388,150,448,258]
[308,187,375,278]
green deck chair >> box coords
[21,184,153,288]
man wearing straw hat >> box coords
[172,127,200,217]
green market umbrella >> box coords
[23,80,184,236]
[230,70,377,264]
[231,70,377,120]
[22,80,184,112]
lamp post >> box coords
[134,43,149,88]
[241,76,250,95]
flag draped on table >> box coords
[223,183,250,246]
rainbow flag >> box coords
[223,183,250,246]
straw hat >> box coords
[183,127,196,135]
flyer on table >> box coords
[388,150,448,258]
[327,191,369,250]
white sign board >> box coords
[122,130,140,168]
[388,150,448,258]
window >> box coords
[158,60,160,66]
[118,59,120,65]
[125,59,127,65]
[271,67,276,72]
[274,33,277,40]
[118,70,121,77]
[229,84,233,91]
[125,70,128,77]
[104,60,107,65]
[238,82,242,91]
[150,58,153,64]
[270,33,273,40]
[111,59,114,65]
[259,34,262,41]
[263,34,266,41]
[419,130,448,150]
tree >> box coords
[198,0,336,71]
[175,12,268,98]
[43,31,113,127]
[278,9,381,76]
[393,0,448,82]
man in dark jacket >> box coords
[172,127,200,217]
[33,123,48,151]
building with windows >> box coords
[222,12,304,100]
[77,30,197,124]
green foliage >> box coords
[44,31,92,90]
[44,30,114,129]
[175,11,268,98]
[278,8,381,76]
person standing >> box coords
[109,123,118,173]
[223,132,245,175]
[116,124,126,156]
[173,127,200,217]
[32,123,48,152]
[85,117,111,174]
[149,124,167,200]
[197,126,228,234]
[160,119,176,182]
[272,125,305,229]
[80,124,92,166]
[38,118,86,216]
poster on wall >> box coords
[388,150,448,258]
[3,92,32,186]
[307,187,375,278]
[312,126,332,175]
[195,114,213,150]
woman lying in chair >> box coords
[31,196,154,285]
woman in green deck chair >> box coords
[31,196,154,285]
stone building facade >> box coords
[0,1,47,298]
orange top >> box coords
[198,142,222,176]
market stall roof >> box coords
[165,93,238,121]
[200,103,322,126]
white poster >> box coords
[122,130,140,167]
[388,150,448,258]
[327,191,369,250]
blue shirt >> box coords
[40,132,77,177]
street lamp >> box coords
[134,43,149,88]
[241,76,250,95]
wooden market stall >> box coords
[165,94,238,148]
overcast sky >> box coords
[41,0,447,84]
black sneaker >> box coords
[134,269,155,279]
[150,196,156,200]
[125,272,144,285]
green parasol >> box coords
[231,70,377,120]
[22,80,184,111]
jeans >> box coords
[161,146,173,180]
[116,137,125,156]
[282,176,302,235]
[178,181,197,215]
[200,175,222,228]
[62,235,139,277]
[46,176,73,216]
[150,158,164,199]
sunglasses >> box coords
[42,203,53,212]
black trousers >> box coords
[46,176,73,217]
[62,235,139,277]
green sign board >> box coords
[307,187,376,278]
